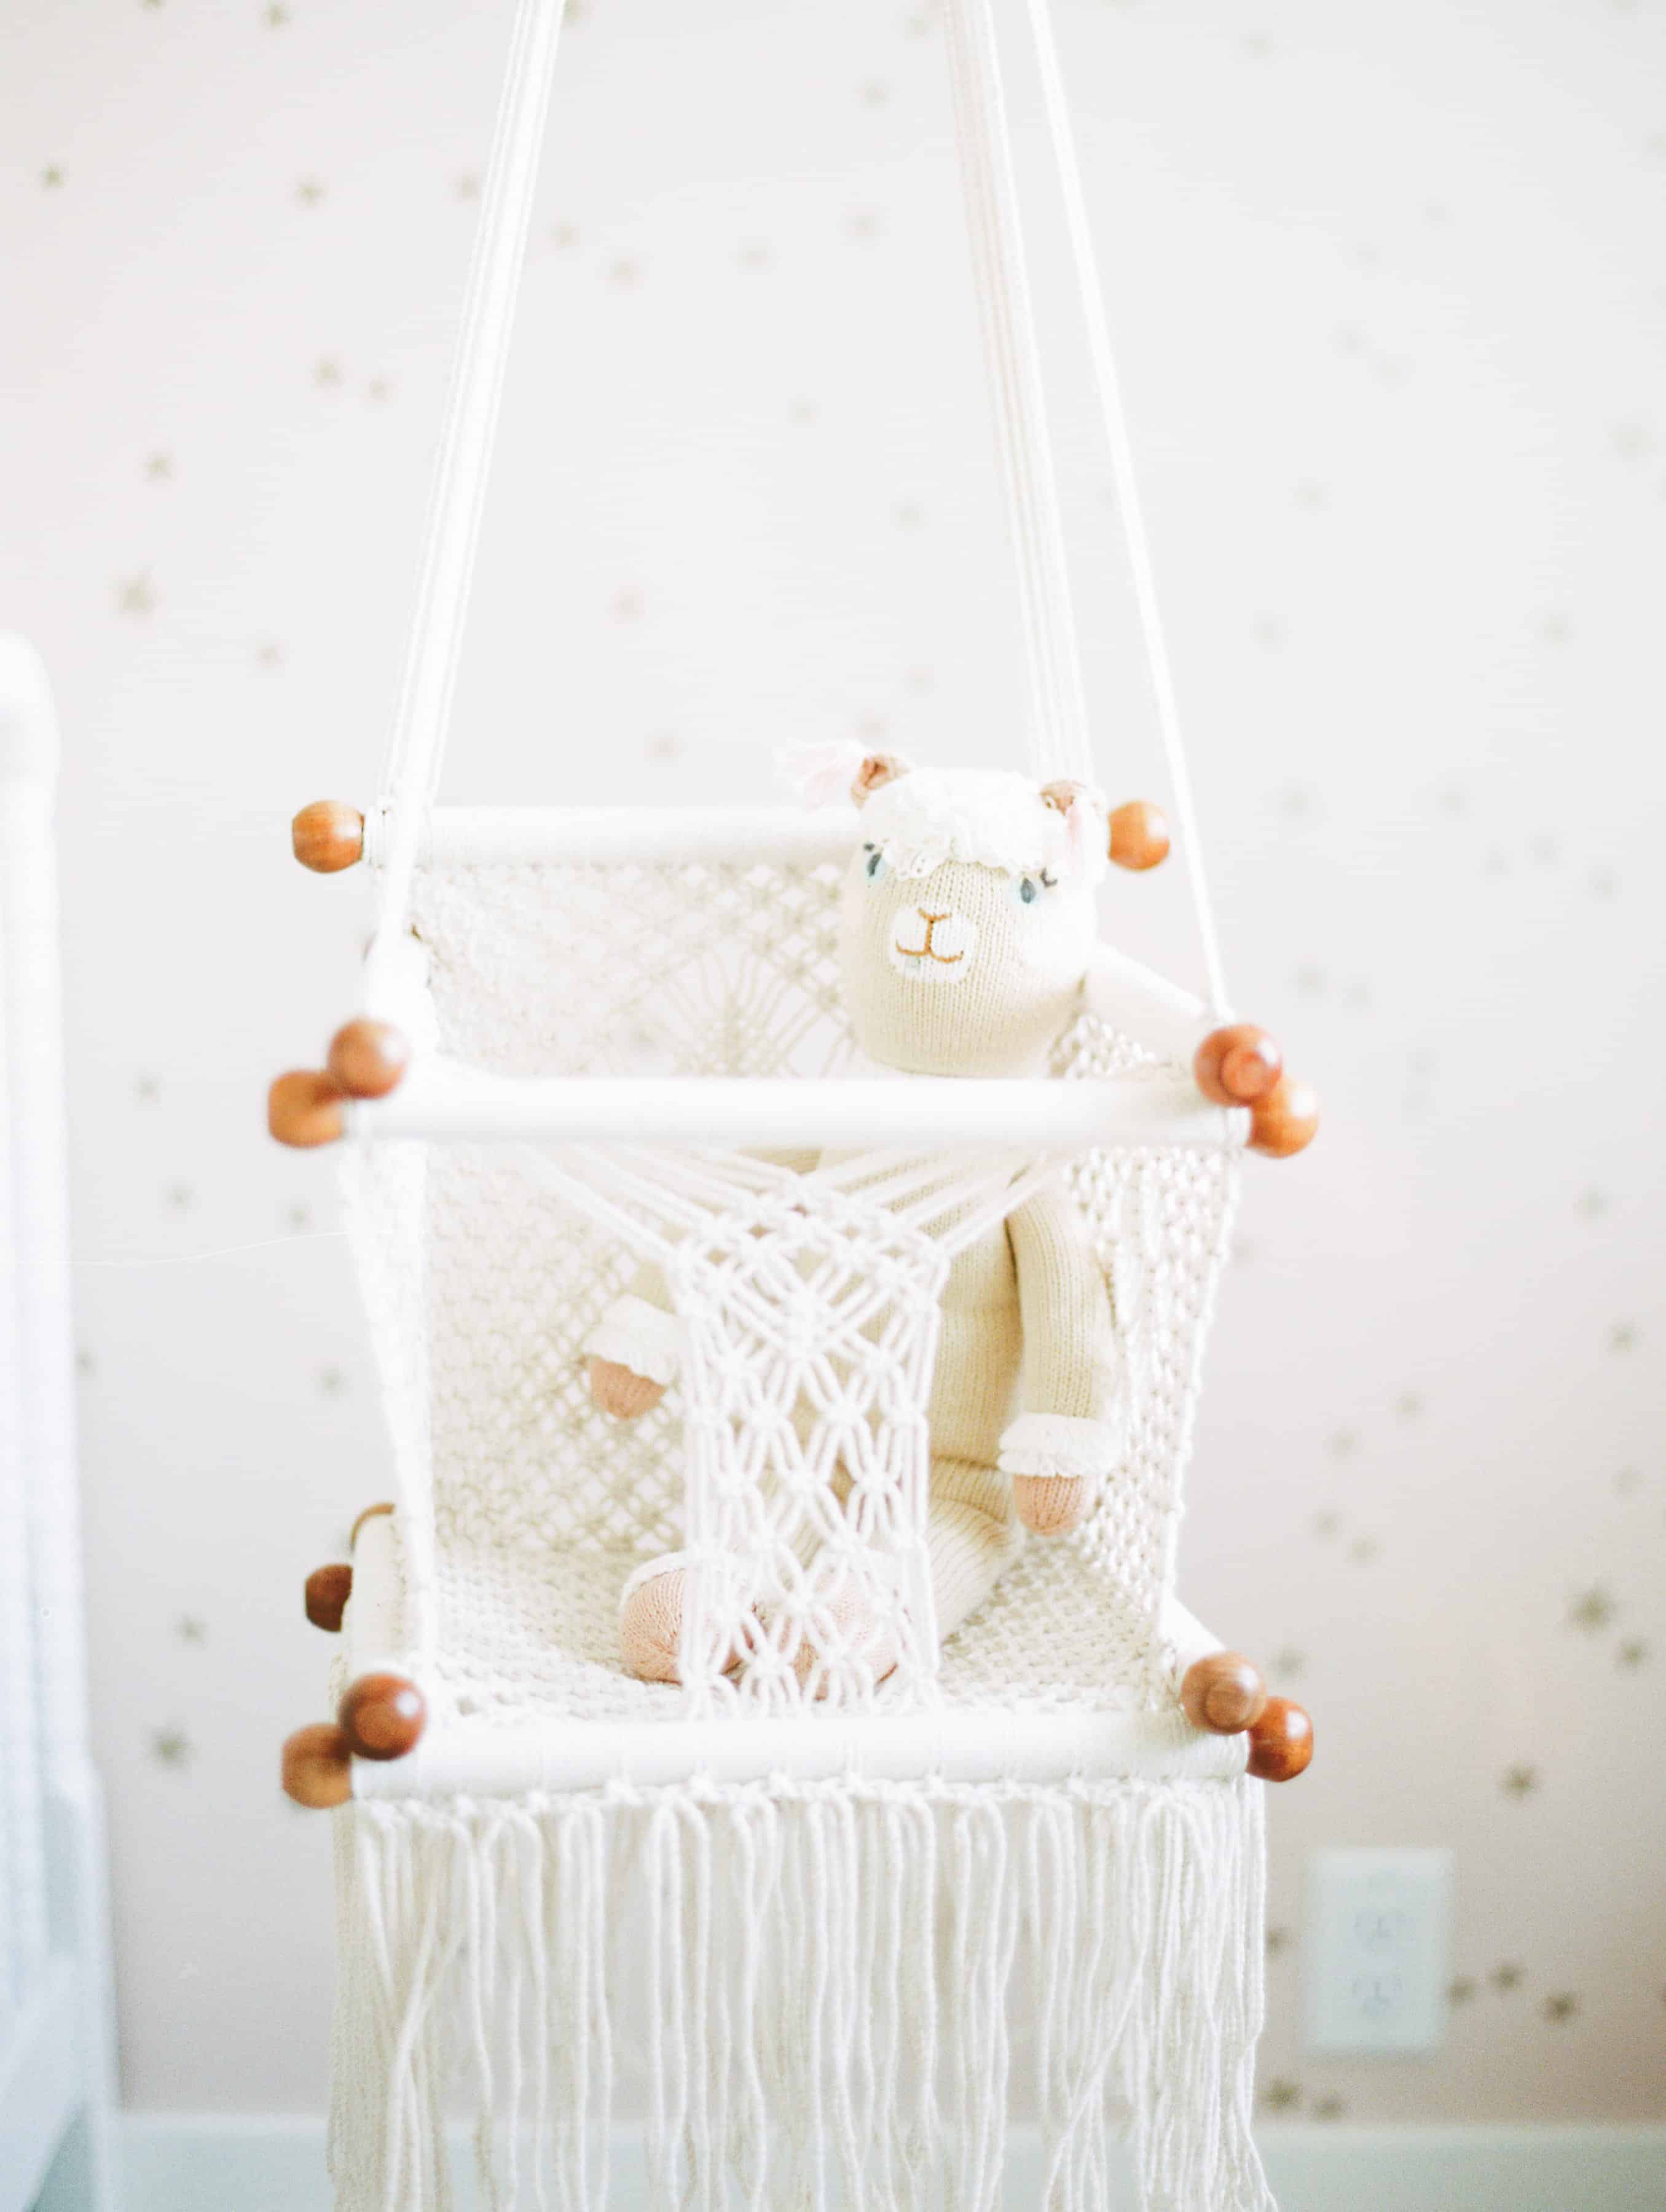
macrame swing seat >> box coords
[273,5,1318,2208]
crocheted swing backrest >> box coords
[369,839,1237,1720]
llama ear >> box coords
[1039,779,1104,875]
[851,752,911,807]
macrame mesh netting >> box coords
[347,849,1239,1728]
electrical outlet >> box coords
[1302,1848,1453,2055]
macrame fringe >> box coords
[328,1776,1272,2212]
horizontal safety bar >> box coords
[352,1064,1244,1151]
[352,1703,1250,1798]
[367,803,857,871]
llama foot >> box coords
[618,1555,746,1685]
[1010,1472,1092,1535]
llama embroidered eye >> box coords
[863,844,886,884]
[1014,871,1055,907]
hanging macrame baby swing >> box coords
[273,4,1319,2208]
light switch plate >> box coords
[1302,1848,1454,2055]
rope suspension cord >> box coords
[1021,0,1232,1019]
[941,0,1093,789]
[373,0,568,939]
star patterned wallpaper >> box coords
[3,0,1664,2128]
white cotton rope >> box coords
[1022,0,1233,1019]
[374,0,567,940]
[942,0,1094,790]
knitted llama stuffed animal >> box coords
[586,752,1305,1755]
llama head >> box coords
[828,753,1107,1078]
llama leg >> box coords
[925,1454,1023,1641]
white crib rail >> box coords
[0,637,118,2212]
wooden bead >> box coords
[1195,1023,1283,1107]
[1249,1072,1321,1159]
[1108,800,1170,872]
[281,1722,352,1809]
[291,801,364,873]
[350,1500,396,1550]
[1181,1650,1268,1735]
[1246,1696,1314,1783]
[267,1070,345,1148]
[338,1672,427,1762]
[327,1019,411,1100]
[304,1562,353,1633]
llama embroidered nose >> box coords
[889,906,977,982]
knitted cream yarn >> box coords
[589,758,1126,1681]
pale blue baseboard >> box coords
[117,2114,1666,2211]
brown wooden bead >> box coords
[1249,1072,1321,1159]
[304,1562,353,1633]
[291,801,364,873]
[1181,1650,1268,1735]
[350,1500,396,1550]
[1195,1023,1283,1107]
[338,1672,427,1762]
[1108,800,1170,872]
[327,1019,411,1100]
[281,1722,352,1808]
[267,1070,345,1148]
[1246,1696,1314,1783]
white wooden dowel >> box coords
[352,1706,1249,1799]
[1083,941,1214,1066]
[351,1064,1243,1153]
[366,802,858,872]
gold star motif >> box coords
[1312,1510,1340,1540]
[1260,2079,1300,2112]
[737,242,772,272]
[1265,1925,1292,1956]
[1313,2095,1346,2121]
[1617,1638,1649,1669]
[1270,1649,1306,1681]
[254,641,285,670]
[117,574,157,617]
[176,1615,207,1644]
[165,1183,194,1213]
[1568,1586,1616,1632]
[1448,1977,1477,2005]
[1609,1322,1637,1353]
[1348,1535,1380,1565]
[265,2,291,24]
[1543,1993,1579,2024]
[296,178,326,206]
[314,357,344,388]
[1396,1392,1424,1419]
[1500,1764,1538,1798]
[455,173,481,201]
[860,79,889,105]
[136,1073,161,1102]
[1491,1963,1524,1993]
[608,257,643,287]
[1576,1188,1608,1217]
[318,1367,347,1396]
[366,377,391,404]
[151,1728,192,1767]
[42,165,65,187]
[846,210,882,241]
[145,451,174,481]
[550,222,579,250]
[895,503,923,529]
[613,588,645,621]
[287,1203,311,1231]
[76,1347,96,1377]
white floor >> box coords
[117,2116,1666,2211]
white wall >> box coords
[1,0,1662,2127]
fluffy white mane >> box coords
[862,767,1107,885]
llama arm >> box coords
[998,1186,1123,1478]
